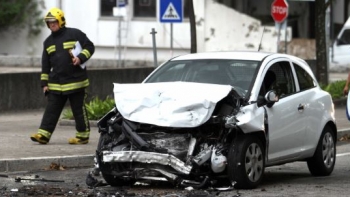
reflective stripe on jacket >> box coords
[41,27,95,94]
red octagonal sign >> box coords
[271,0,289,23]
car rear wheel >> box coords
[227,134,265,189]
[307,126,336,176]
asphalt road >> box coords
[1,140,350,197]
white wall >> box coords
[203,1,283,53]
[333,0,345,24]
[0,0,293,64]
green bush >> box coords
[62,108,74,120]
[322,80,346,99]
[62,96,115,120]
[85,96,115,120]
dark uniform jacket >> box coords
[41,27,95,95]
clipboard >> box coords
[69,41,86,69]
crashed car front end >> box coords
[94,82,266,188]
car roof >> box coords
[171,51,274,61]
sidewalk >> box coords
[1,106,350,172]
[0,109,98,172]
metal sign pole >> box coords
[277,23,281,53]
[170,23,173,57]
[271,0,288,53]
[160,0,183,58]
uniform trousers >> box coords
[39,89,90,138]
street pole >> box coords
[284,20,287,54]
[150,28,158,67]
[118,16,122,67]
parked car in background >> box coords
[94,51,337,189]
[330,16,350,70]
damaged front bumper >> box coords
[102,150,193,174]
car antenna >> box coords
[258,26,265,52]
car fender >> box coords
[236,104,265,133]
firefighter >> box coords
[30,7,95,145]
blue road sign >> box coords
[117,0,126,7]
[160,0,183,23]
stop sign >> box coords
[271,0,288,23]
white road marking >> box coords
[336,152,350,157]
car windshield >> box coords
[145,59,259,95]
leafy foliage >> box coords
[62,96,115,120]
[62,108,74,120]
[85,96,115,120]
[0,0,45,36]
[322,80,346,99]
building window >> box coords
[101,0,117,16]
[100,0,189,18]
[134,0,156,17]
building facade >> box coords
[0,0,347,67]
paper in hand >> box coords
[70,41,86,69]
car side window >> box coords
[293,63,316,91]
[259,69,276,97]
[259,61,296,98]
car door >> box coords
[261,59,307,163]
[291,62,321,153]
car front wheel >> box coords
[97,132,135,187]
[227,134,265,189]
[307,126,336,176]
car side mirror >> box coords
[265,90,279,108]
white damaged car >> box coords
[94,51,337,189]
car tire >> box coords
[307,126,336,176]
[227,134,265,189]
[97,132,135,187]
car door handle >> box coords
[297,104,304,111]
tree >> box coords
[189,0,197,53]
[315,0,334,85]
[0,0,44,37]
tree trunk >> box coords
[315,0,328,85]
[189,0,197,53]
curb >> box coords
[333,98,346,108]
[337,129,350,140]
[0,155,94,172]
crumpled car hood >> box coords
[113,82,232,127]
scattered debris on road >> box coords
[15,176,64,183]
[47,162,66,170]
[339,134,350,141]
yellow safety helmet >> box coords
[44,7,66,28]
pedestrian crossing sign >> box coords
[160,0,183,23]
